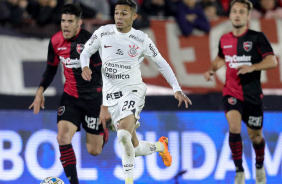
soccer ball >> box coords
[40,176,65,184]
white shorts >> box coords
[108,92,145,131]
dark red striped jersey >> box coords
[41,29,102,99]
[218,29,274,104]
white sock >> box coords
[117,130,134,184]
[134,141,164,157]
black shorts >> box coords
[223,95,263,130]
[57,92,103,135]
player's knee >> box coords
[117,129,132,144]
[87,147,102,156]
[57,133,72,145]
[249,132,262,144]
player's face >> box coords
[114,5,137,33]
[61,14,82,40]
[229,3,250,29]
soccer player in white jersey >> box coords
[80,0,192,183]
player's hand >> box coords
[81,66,92,81]
[99,105,111,130]
[204,70,214,81]
[29,88,45,114]
[174,91,192,108]
[237,65,254,75]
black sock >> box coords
[229,132,244,172]
[253,138,265,169]
[59,144,79,184]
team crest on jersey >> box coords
[128,45,139,57]
[228,97,237,105]
[58,106,65,116]
[76,44,84,54]
[243,41,252,52]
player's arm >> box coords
[237,55,277,75]
[144,37,192,108]
[204,56,225,81]
[29,40,59,114]
[80,29,101,81]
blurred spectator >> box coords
[140,0,176,18]
[175,0,210,36]
[27,0,64,26]
[0,0,28,26]
[78,0,110,20]
[279,0,282,7]
[202,1,220,21]
[251,0,282,19]
[200,0,225,16]
[218,0,231,15]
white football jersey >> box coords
[81,24,181,106]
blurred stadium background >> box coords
[0,0,281,183]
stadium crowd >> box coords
[0,0,282,36]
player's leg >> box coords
[57,120,79,184]
[86,134,104,155]
[132,130,172,167]
[224,96,245,184]
[57,93,81,184]
[83,94,109,155]
[244,104,266,184]
[118,114,136,184]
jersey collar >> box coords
[232,28,248,38]
[114,25,133,37]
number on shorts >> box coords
[122,100,135,111]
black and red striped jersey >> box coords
[218,29,274,104]
[42,29,102,99]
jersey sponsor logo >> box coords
[225,55,252,68]
[104,45,112,48]
[105,73,130,79]
[89,34,97,46]
[116,49,123,55]
[101,31,114,37]
[129,34,144,43]
[58,106,65,116]
[227,97,237,105]
[124,164,133,167]
[58,47,67,50]
[76,44,84,54]
[128,45,139,57]
[106,91,123,100]
[243,41,252,52]
[223,45,232,49]
[149,44,158,57]
[59,56,80,68]
[248,116,262,127]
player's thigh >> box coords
[81,96,104,135]
[242,102,263,130]
[109,93,144,132]
[224,96,243,133]
[57,120,78,145]
[86,133,104,156]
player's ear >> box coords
[78,19,82,27]
[133,13,138,21]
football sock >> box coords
[253,138,265,169]
[117,129,134,184]
[59,144,79,184]
[229,132,244,172]
[134,141,164,157]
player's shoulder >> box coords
[220,31,233,40]
[51,31,64,44]
[246,29,266,38]
[79,29,92,36]
[99,24,115,32]
[129,28,148,43]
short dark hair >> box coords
[230,0,253,13]
[115,0,137,13]
[61,3,82,19]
